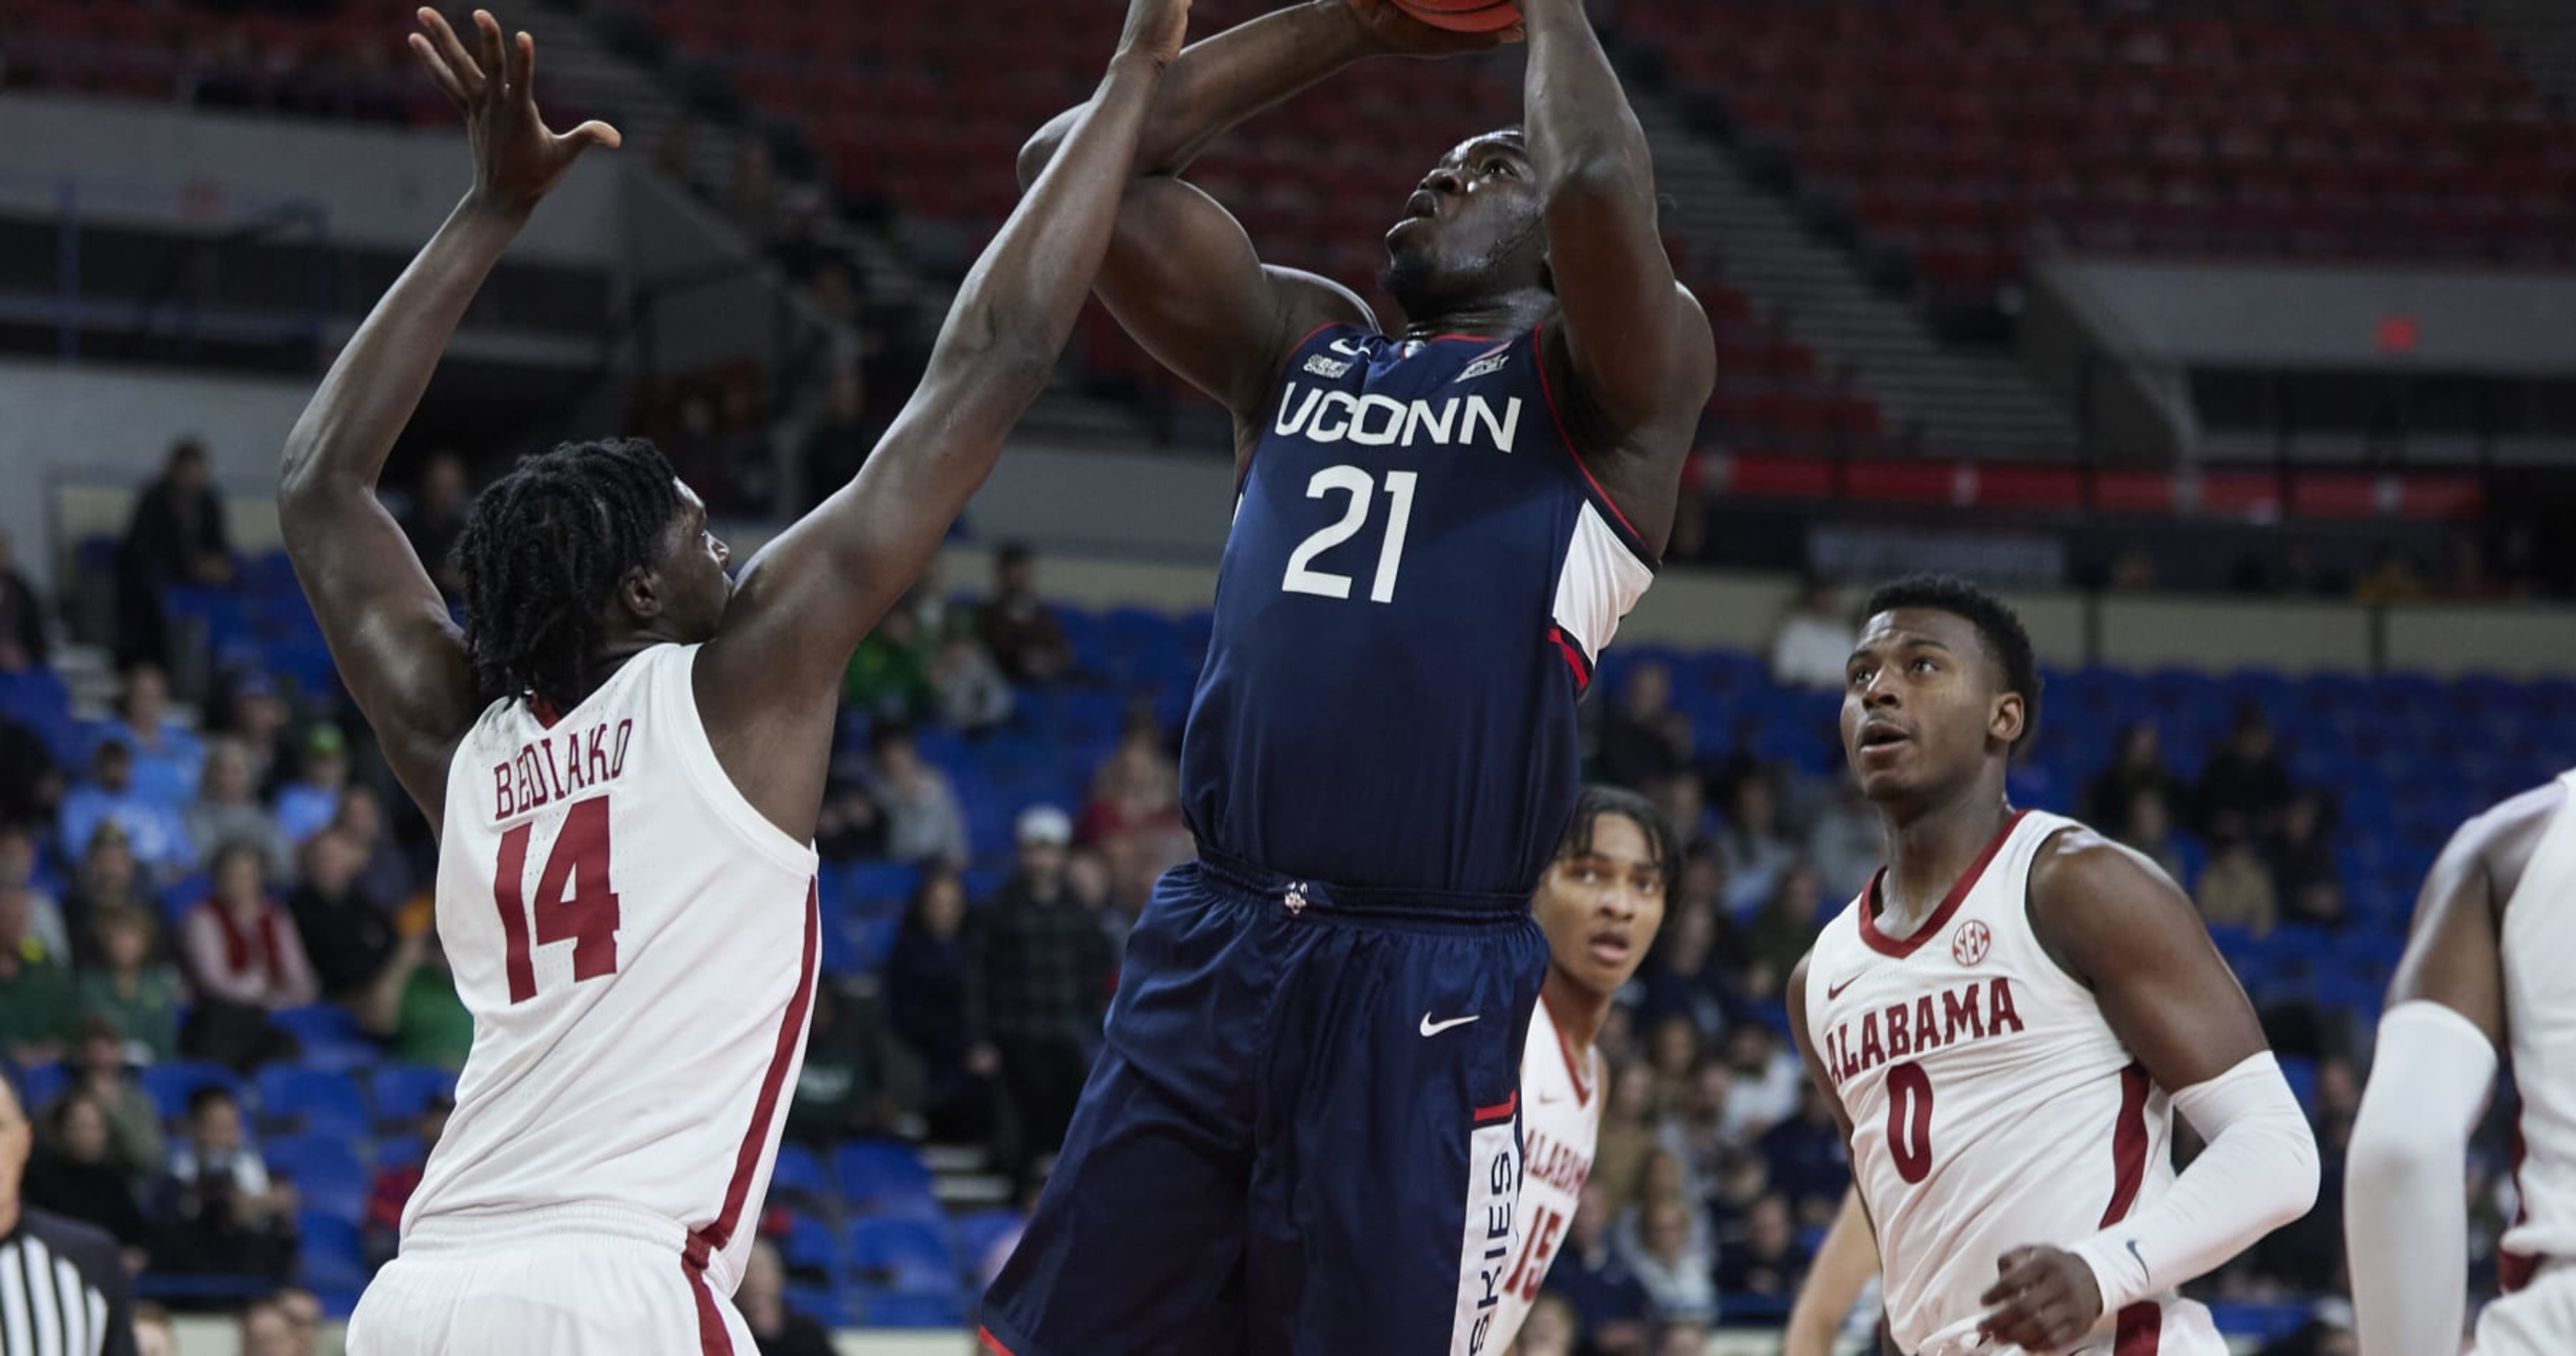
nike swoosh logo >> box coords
[2125,1239,2148,1275]
[1826,974,1866,1000]
[1420,1012,1482,1037]
[1537,1091,1568,1105]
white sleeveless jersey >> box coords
[2499,771,2576,1282]
[1803,810,2225,1356]
[405,643,820,1296]
[1490,993,1604,1350]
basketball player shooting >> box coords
[1788,577,2318,1356]
[276,4,1184,1350]
[2346,774,2576,1355]
[1489,786,1676,1352]
[988,0,1712,1351]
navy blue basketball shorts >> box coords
[979,847,1548,1356]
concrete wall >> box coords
[2057,258,2576,376]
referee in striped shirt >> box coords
[0,1073,137,1356]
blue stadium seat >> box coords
[861,1288,965,1327]
[782,1211,844,1284]
[834,1140,935,1211]
[2207,1302,2308,1342]
[17,1062,67,1113]
[140,1062,239,1124]
[2275,1056,2318,1115]
[848,1216,954,1290]
[270,1007,378,1076]
[770,1144,832,1203]
[843,862,923,913]
[266,1133,371,1220]
[369,1065,456,1128]
[256,1067,370,1139]
[296,1212,369,1292]
[373,1135,424,1170]
[158,873,212,923]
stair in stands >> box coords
[1622,90,2086,462]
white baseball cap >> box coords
[1016,805,1073,846]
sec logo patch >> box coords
[1951,919,1992,968]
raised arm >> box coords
[1519,0,1713,549]
[1015,1,1502,452]
[277,9,618,825]
[2346,784,2554,1356]
[1977,830,2318,1351]
[689,0,1184,842]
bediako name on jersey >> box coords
[1821,977,2028,1087]
[491,718,632,820]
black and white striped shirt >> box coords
[0,1208,135,1356]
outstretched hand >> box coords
[1341,0,1525,56]
[409,7,620,217]
[1119,0,1192,67]
[1977,1245,2106,1352]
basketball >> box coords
[1390,0,1523,35]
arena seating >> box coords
[13,542,2564,1327]
[5,0,426,125]
[1624,0,2576,308]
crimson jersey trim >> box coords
[1855,810,2030,959]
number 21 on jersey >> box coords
[1282,466,1417,603]
[492,794,623,1003]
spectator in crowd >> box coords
[1720,1023,1804,1146]
[239,1298,299,1356]
[155,1085,296,1279]
[884,869,1003,1144]
[286,828,391,1003]
[813,776,888,864]
[1078,715,1186,866]
[2351,547,2431,606]
[363,1096,449,1271]
[115,437,233,667]
[135,1302,177,1356]
[399,450,472,601]
[1760,1081,1849,1227]
[185,737,291,884]
[2197,833,2278,938]
[2270,789,2339,902]
[0,1075,141,1356]
[272,1284,323,1356]
[55,1019,165,1185]
[1592,1064,1662,1216]
[930,626,1014,734]
[273,725,350,845]
[75,909,182,1064]
[1512,1290,1580,1356]
[0,825,71,963]
[104,665,203,807]
[735,1237,838,1356]
[0,526,47,673]
[25,1094,150,1258]
[59,741,194,882]
[1657,1059,1734,1201]
[2281,877,2351,932]
[1547,1182,1653,1356]
[327,784,413,911]
[1741,864,1827,1003]
[1644,1013,1705,1115]
[1601,663,1691,791]
[799,358,880,509]
[1652,1319,1713,1356]
[1714,776,1796,911]
[0,713,61,831]
[2195,704,2293,843]
[359,914,472,1073]
[868,725,969,869]
[178,841,315,1070]
[1714,1193,1810,1301]
[2084,722,2178,833]
[0,879,78,1064]
[1769,577,1851,690]
[2115,786,2188,884]
[1800,780,1880,904]
[975,543,1073,685]
[972,805,1112,1180]
[66,823,154,948]
[1632,899,1732,1041]
[786,980,923,1146]
[1619,1189,1716,1324]
[215,673,292,795]
[843,603,939,726]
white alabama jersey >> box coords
[2498,770,2576,1283]
[406,642,820,1297]
[1804,810,2224,1356]
[1491,993,1605,1350]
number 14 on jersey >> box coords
[491,795,624,1003]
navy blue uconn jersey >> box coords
[1178,323,1659,903]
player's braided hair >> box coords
[455,438,680,714]
[1865,573,2043,749]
